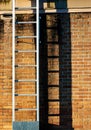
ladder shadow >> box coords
[0,19,4,39]
[39,1,74,130]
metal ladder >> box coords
[12,0,39,122]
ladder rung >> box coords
[48,85,59,87]
[15,108,37,111]
[15,94,37,96]
[48,70,59,73]
[15,7,37,10]
[48,114,60,116]
[15,50,37,53]
[15,21,37,24]
[15,79,37,82]
[15,65,37,67]
[48,99,60,102]
[48,56,59,58]
[15,36,37,39]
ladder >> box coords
[12,0,39,122]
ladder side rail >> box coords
[36,0,39,122]
[12,0,15,122]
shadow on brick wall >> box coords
[59,13,74,130]
[0,19,4,38]
[0,0,10,4]
[39,1,74,130]
[39,14,48,130]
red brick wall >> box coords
[0,18,12,130]
[0,14,36,129]
[0,12,91,130]
[71,13,91,130]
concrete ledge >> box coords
[13,121,39,130]
[48,124,74,130]
[40,8,91,13]
[0,8,91,15]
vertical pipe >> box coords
[36,0,39,121]
[12,0,15,122]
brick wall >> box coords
[71,13,91,130]
[0,14,36,129]
[0,17,12,130]
[0,12,91,130]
